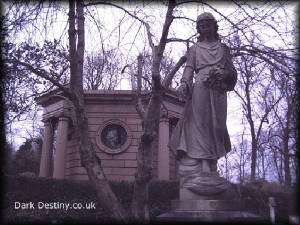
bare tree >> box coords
[4,1,128,221]
[233,52,284,181]
[67,1,128,221]
[128,2,187,220]
[83,49,121,90]
[3,39,69,150]
[267,67,297,186]
[3,0,298,222]
[231,130,251,184]
[2,1,70,149]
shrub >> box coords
[2,175,294,224]
[2,175,179,224]
[238,179,294,224]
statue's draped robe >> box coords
[169,41,237,161]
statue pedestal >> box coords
[157,198,263,223]
[157,186,263,223]
[157,159,263,222]
[157,200,262,222]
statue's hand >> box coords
[209,66,221,79]
[177,82,188,101]
[206,66,230,92]
[213,65,229,80]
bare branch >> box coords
[256,95,283,140]
[84,1,155,50]
[137,55,142,94]
[69,0,77,91]
[136,97,146,121]
[76,0,85,89]
[173,16,196,23]
[135,54,145,119]
[157,0,176,56]
[166,35,197,45]
[175,0,204,7]
[162,55,187,88]
[9,58,70,96]
[151,1,176,91]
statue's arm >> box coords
[181,45,195,84]
[181,66,194,85]
[178,46,195,97]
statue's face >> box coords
[197,19,216,39]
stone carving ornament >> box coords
[169,12,237,197]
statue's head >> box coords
[196,12,219,42]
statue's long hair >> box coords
[196,20,220,42]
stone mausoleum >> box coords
[37,89,184,181]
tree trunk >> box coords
[283,124,291,187]
[247,98,257,181]
[131,57,163,220]
[273,149,283,184]
[131,1,176,221]
[250,137,258,181]
[244,70,258,182]
[261,150,265,180]
[131,92,163,221]
[283,143,291,187]
[68,1,128,222]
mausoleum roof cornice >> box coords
[35,87,184,107]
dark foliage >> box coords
[2,175,295,224]
[7,138,42,176]
[236,179,296,224]
[2,175,179,224]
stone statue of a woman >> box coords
[169,12,237,198]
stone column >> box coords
[158,114,170,180]
[39,120,53,177]
[53,117,69,179]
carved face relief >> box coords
[96,119,132,154]
[101,124,127,150]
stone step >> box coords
[157,210,264,223]
[172,199,244,211]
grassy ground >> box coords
[1,175,296,224]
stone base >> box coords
[180,183,239,201]
[157,210,263,223]
[156,199,263,223]
[289,215,300,224]
[171,200,243,211]
[179,185,239,200]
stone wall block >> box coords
[125,160,138,168]
[112,152,137,160]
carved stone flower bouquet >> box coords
[202,64,228,92]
